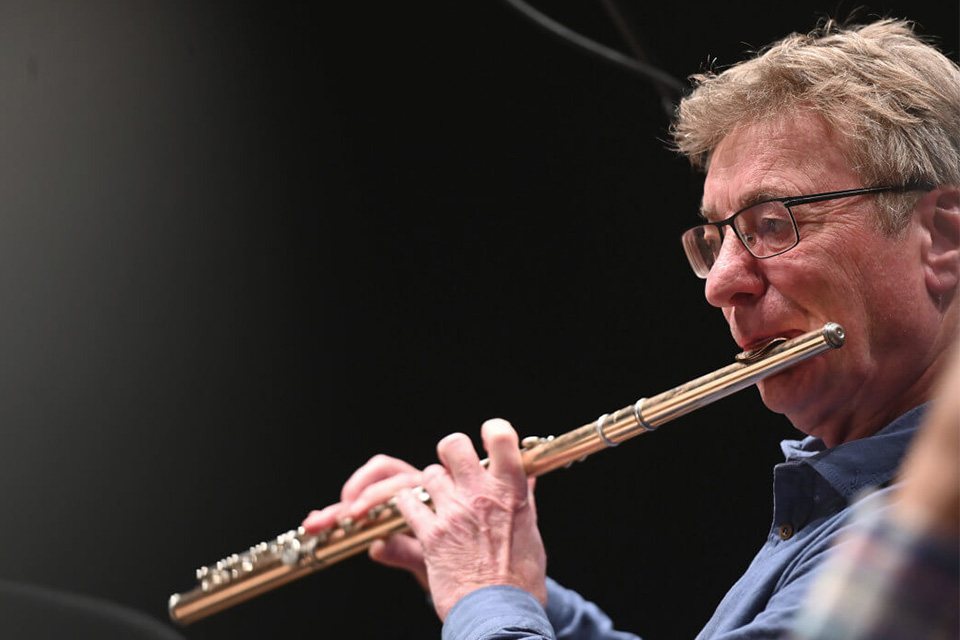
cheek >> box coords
[765,261,853,316]
[767,238,872,313]
[836,237,924,330]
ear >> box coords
[918,186,960,297]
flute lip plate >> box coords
[735,337,787,363]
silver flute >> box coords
[169,322,845,625]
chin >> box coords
[756,368,810,419]
[756,379,788,415]
[757,368,837,437]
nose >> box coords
[704,228,766,308]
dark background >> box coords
[0,1,955,638]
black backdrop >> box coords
[0,1,955,638]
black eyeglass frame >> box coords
[682,182,935,278]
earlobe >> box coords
[920,186,960,297]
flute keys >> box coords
[367,503,392,520]
[276,529,303,565]
[521,435,555,449]
[300,535,318,558]
[280,538,301,565]
[362,488,432,527]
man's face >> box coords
[701,112,934,445]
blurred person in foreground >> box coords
[303,18,960,639]
[789,341,959,640]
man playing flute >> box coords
[303,18,959,639]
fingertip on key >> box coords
[301,511,323,533]
[301,504,340,534]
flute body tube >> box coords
[169,322,845,625]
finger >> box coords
[419,463,454,513]
[341,454,420,503]
[394,487,436,541]
[345,471,423,522]
[369,535,429,591]
[436,432,483,486]
[369,534,424,570]
[301,503,343,534]
[482,419,525,489]
[526,477,538,525]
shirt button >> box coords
[778,523,794,540]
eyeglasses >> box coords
[681,184,933,278]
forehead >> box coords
[701,113,857,220]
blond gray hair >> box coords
[672,19,960,233]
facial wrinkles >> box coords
[765,240,863,325]
[762,206,914,433]
[705,132,823,223]
[765,194,878,325]
[701,113,942,441]
[705,118,863,350]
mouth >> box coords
[739,330,805,352]
[735,331,804,363]
[736,337,788,363]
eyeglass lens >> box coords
[683,201,798,277]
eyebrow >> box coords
[699,189,785,222]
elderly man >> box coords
[303,19,959,639]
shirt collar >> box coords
[778,404,927,499]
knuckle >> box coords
[421,465,446,491]
[473,481,525,510]
[419,522,444,548]
[423,463,445,479]
[367,453,395,467]
[467,492,508,515]
[354,485,380,508]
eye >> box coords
[759,217,790,235]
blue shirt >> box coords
[442,406,924,640]
[788,490,960,640]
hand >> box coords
[394,418,547,621]
[301,454,431,589]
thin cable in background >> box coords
[498,0,687,118]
